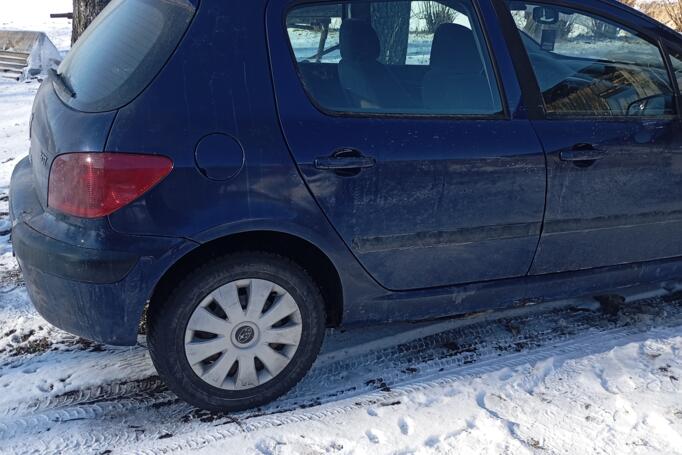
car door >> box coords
[267,0,547,291]
[502,0,682,275]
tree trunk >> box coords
[371,3,411,65]
[72,0,111,44]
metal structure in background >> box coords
[50,13,74,20]
[0,30,62,80]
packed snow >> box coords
[1,1,682,454]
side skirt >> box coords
[345,256,682,324]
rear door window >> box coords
[56,0,197,112]
[508,1,675,117]
[285,0,503,116]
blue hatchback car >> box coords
[10,0,682,411]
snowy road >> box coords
[1,272,682,454]
[2,2,682,453]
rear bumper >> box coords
[10,156,195,345]
[18,257,151,346]
[12,221,138,284]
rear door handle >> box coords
[314,152,376,171]
[559,144,607,163]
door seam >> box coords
[525,119,549,277]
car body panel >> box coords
[101,0,387,320]
[10,156,198,345]
[497,0,682,274]
[268,0,547,291]
[529,119,682,274]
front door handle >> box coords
[314,150,376,171]
[559,144,607,163]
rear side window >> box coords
[285,0,503,116]
[508,1,675,117]
[56,0,196,112]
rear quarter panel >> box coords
[104,0,386,319]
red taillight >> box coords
[48,153,173,219]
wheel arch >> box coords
[146,230,344,329]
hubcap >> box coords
[233,324,257,346]
[184,279,303,390]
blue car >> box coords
[9,0,682,411]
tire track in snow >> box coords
[138,326,678,455]
[2,298,680,454]
[0,300,576,421]
[0,377,166,419]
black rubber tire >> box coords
[147,251,326,412]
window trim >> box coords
[491,0,544,119]
[661,40,682,117]
[281,0,511,121]
[499,0,680,121]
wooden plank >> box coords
[0,60,26,70]
[0,64,23,74]
[0,51,30,61]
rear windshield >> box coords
[56,0,197,112]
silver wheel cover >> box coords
[184,279,303,390]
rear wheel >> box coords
[148,252,326,411]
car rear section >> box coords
[9,0,200,345]
[10,0,383,412]
[11,109,193,346]
[9,0,360,345]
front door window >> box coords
[509,2,675,117]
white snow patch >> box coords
[193,332,682,455]
[0,0,73,54]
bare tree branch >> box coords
[663,0,682,31]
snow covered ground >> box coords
[1,2,682,454]
[0,0,72,54]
